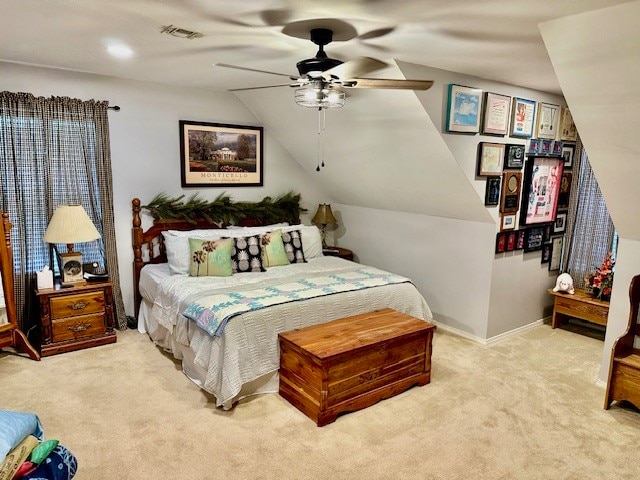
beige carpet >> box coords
[2,323,639,480]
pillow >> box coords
[260,229,290,267]
[0,410,44,461]
[225,222,289,232]
[162,224,322,274]
[281,225,323,259]
[230,235,265,273]
[163,230,225,275]
[281,229,307,263]
[188,238,233,277]
[30,439,59,465]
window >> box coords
[564,145,616,289]
[0,92,125,333]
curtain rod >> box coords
[108,105,121,111]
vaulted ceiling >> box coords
[0,0,630,95]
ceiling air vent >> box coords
[160,25,203,39]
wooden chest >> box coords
[278,308,436,426]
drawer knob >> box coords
[68,322,91,333]
[68,300,89,311]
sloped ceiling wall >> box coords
[234,61,492,223]
[540,0,640,240]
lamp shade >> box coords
[312,204,337,225]
[43,204,101,245]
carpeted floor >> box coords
[2,323,639,480]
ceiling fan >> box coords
[214,23,433,172]
[215,26,434,106]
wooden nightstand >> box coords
[36,281,116,357]
[322,247,354,261]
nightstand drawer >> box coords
[50,291,106,319]
[52,314,106,342]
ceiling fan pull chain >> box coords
[321,108,326,168]
[316,107,322,171]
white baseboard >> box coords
[433,317,547,347]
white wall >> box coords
[334,204,495,338]
[399,62,565,338]
[0,62,330,316]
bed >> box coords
[132,198,432,409]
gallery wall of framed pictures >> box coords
[443,83,578,265]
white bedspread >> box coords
[142,257,432,408]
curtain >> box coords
[561,139,616,289]
[0,92,126,336]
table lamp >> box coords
[43,204,101,286]
[312,203,337,249]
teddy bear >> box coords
[553,273,575,294]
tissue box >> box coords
[36,270,54,290]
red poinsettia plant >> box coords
[585,251,615,300]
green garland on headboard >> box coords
[142,191,307,225]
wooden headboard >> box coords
[131,197,300,319]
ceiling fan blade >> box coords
[229,83,294,92]
[347,78,434,90]
[322,57,388,80]
[259,9,294,26]
[214,63,297,79]
[358,27,396,41]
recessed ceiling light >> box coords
[106,43,134,59]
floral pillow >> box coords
[230,234,265,273]
[188,238,233,277]
[260,229,290,267]
[281,229,306,263]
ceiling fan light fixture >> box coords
[294,86,344,109]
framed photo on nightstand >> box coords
[60,251,84,285]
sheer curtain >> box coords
[561,139,616,289]
[0,92,126,337]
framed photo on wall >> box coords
[179,120,263,187]
[500,171,522,214]
[535,102,561,140]
[482,92,511,135]
[558,172,573,209]
[446,84,483,133]
[523,226,545,253]
[541,243,552,264]
[559,106,578,141]
[506,230,517,251]
[562,144,575,169]
[501,214,517,231]
[495,231,507,254]
[554,211,568,234]
[484,176,501,206]
[477,142,505,176]
[520,156,564,226]
[549,236,564,271]
[504,144,525,169]
[510,97,536,138]
[515,229,526,250]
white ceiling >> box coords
[0,0,631,95]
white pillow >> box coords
[281,224,323,259]
[225,222,289,232]
[163,230,225,275]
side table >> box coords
[322,247,354,261]
[36,280,117,356]
[547,288,609,329]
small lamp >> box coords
[312,203,337,249]
[43,204,101,286]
